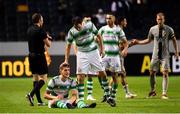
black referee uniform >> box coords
[27,24,48,75]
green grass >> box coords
[0,76,180,113]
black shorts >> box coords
[28,53,48,75]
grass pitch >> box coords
[0,76,180,113]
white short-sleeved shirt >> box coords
[148,25,175,59]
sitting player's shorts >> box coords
[76,49,105,74]
[102,55,122,73]
[150,58,170,72]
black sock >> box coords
[30,80,45,99]
[33,81,38,88]
[30,82,37,97]
[33,81,42,103]
[38,80,45,89]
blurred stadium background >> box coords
[0,0,180,78]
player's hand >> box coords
[100,49,105,58]
[63,60,69,64]
[56,94,63,100]
[119,45,124,51]
[47,32,53,41]
[131,39,139,45]
[121,49,128,57]
[175,52,179,61]
[48,35,53,41]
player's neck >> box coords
[108,24,115,28]
[158,24,164,29]
[120,25,124,29]
[59,75,67,82]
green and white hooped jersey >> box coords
[67,21,98,52]
[98,25,126,56]
[46,76,76,98]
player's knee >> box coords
[149,70,156,76]
[98,71,107,78]
[77,74,85,83]
[38,74,47,82]
[162,70,168,77]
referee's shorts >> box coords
[28,53,48,75]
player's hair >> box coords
[106,14,115,22]
[156,12,165,17]
[59,63,70,70]
[116,17,126,25]
[32,13,42,24]
[119,17,126,23]
[72,16,82,26]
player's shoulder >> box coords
[67,77,76,84]
[150,25,158,30]
[99,25,108,30]
[48,76,59,84]
[67,77,75,81]
[84,21,94,28]
[51,75,59,80]
[69,26,76,33]
[164,25,174,31]
[115,25,123,31]
[148,25,158,33]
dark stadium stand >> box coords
[0,0,179,41]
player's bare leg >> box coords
[148,70,157,98]
[161,70,169,99]
[120,72,136,99]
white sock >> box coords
[123,84,129,94]
[162,76,168,95]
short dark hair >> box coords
[59,63,70,70]
[118,17,126,23]
[32,13,42,24]
[72,16,82,26]
[116,17,126,25]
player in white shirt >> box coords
[132,12,179,99]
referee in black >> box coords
[26,13,52,106]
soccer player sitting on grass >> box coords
[44,63,96,109]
